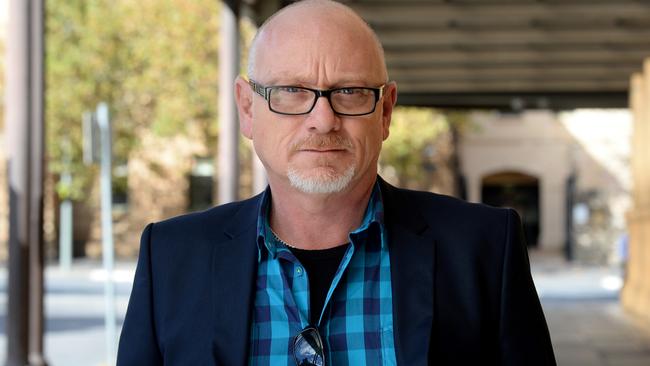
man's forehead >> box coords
[253,26,385,85]
[260,14,369,51]
[248,0,387,81]
[266,0,362,31]
[255,49,384,85]
[261,73,380,87]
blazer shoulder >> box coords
[381,181,520,248]
[387,183,511,224]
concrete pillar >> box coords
[246,16,267,196]
[5,0,47,365]
[631,73,645,212]
[640,60,650,318]
[622,59,650,322]
[5,1,31,363]
[636,61,650,319]
[630,73,645,312]
[637,58,650,208]
[635,215,650,317]
[467,174,481,203]
[539,176,566,251]
[218,0,240,204]
[623,73,643,314]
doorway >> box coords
[481,171,540,247]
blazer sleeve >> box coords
[117,223,163,365]
[499,209,557,366]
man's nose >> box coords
[304,96,341,133]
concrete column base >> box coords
[622,208,650,323]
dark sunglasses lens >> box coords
[293,328,324,366]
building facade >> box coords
[461,110,631,261]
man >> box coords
[117,1,556,365]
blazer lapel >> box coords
[211,195,261,366]
[381,179,437,366]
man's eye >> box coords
[336,88,366,95]
[278,87,304,93]
[338,88,357,95]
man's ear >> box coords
[235,76,254,139]
[381,81,398,141]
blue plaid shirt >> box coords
[249,181,397,365]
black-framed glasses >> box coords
[249,79,385,116]
[292,326,325,366]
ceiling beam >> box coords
[390,65,638,80]
[346,1,650,21]
[396,91,628,110]
[377,29,650,47]
[397,79,628,93]
[369,16,650,32]
[385,49,650,66]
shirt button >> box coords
[296,266,304,276]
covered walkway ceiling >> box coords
[244,0,650,109]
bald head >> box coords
[234,0,398,199]
[247,0,387,83]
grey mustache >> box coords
[292,135,353,151]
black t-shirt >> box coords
[289,244,348,325]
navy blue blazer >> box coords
[117,178,556,365]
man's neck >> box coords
[268,175,376,250]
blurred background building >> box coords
[461,109,631,261]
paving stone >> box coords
[553,345,603,366]
[604,355,650,366]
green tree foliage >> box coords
[380,106,450,188]
[46,0,220,200]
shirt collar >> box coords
[256,178,386,262]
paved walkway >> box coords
[531,253,650,366]
[1,255,650,365]
[544,299,650,366]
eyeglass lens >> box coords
[293,326,325,366]
[270,87,376,115]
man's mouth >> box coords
[300,147,346,152]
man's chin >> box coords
[287,166,356,194]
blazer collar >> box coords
[380,178,437,366]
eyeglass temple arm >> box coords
[378,85,385,100]
[248,79,267,99]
